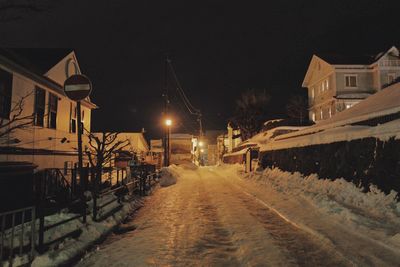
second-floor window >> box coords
[0,68,12,119]
[70,103,76,133]
[48,93,58,129]
[311,87,315,99]
[345,74,357,88]
[34,87,46,126]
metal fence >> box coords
[1,163,159,266]
[0,206,36,266]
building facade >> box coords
[0,49,97,170]
[302,46,400,122]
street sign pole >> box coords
[63,74,92,224]
[76,100,86,223]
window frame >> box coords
[48,93,58,129]
[0,68,13,120]
[34,87,46,127]
[344,74,358,88]
[70,103,77,133]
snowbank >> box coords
[8,196,143,267]
[159,167,178,187]
[243,167,400,250]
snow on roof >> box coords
[277,82,400,142]
[263,119,283,126]
[223,147,249,157]
[260,119,400,152]
[256,83,400,151]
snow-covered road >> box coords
[77,165,400,266]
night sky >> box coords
[1,0,399,138]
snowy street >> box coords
[77,165,400,267]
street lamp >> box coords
[164,118,172,166]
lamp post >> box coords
[164,119,172,166]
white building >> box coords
[0,49,97,170]
[302,46,400,122]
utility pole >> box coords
[163,55,170,167]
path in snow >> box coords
[76,166,352,267]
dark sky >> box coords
[1,0,400,138]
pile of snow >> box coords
[159,167,178,187]
[247,168,400,221]
[9,195,141,267]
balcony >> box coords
[379,60,400,67]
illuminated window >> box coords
[329,107,332,117]
[320,109,323,120]
[345,74,357,88]
[321,81,325,91]
[311,87,315,98]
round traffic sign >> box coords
[63,74,92,101]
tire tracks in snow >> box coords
[190,173,241,266]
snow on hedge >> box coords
[244,167,400,249]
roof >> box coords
[0,48,73,75]
[316,53,377,65]
[269,82,400,144]
[317,46,399,65]
[0,48,97,109]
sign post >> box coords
[64,74,92,224]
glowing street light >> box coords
[165,119,172,126]
[198,141,204,147]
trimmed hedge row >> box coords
[260,137,400,194]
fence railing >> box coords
[0,206,36,266]
[1,163,159,265]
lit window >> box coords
[311,112,316,121]
[311,87,315,99]
[345,75,357,88]
[320,109,323,120]
[325,79,329,90]
[329,107,332,117]
[345,103,353,109]
[321,81,325,91]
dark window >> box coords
[34,87,46,126]
[0,68,13,119]
[48,93,58,129]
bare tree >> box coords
[286,95,308,125]
[0,92,34,144]
[232,89,270,140]
[85,131,130,186]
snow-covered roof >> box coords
[257,83,400,151]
